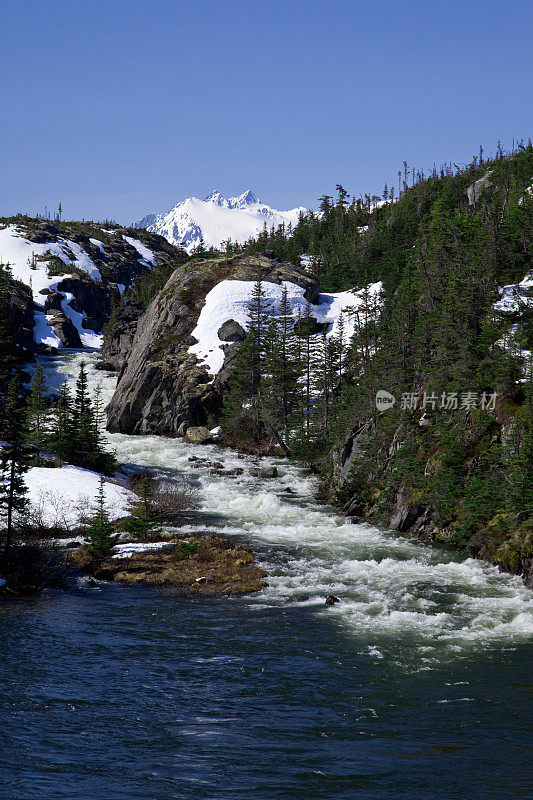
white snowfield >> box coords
[189,279,383,375]
[135,190,306,253]
[22,465,135,527]
[0,225,105,348]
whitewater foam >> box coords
[34,349,533,668]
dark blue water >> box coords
[1,582,531,800]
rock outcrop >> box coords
[105,252,319,435]
[0,279,34,357]
[51,276,121,332]
[100,298,144,370]
[45,310,83,348]
[466,171,495,205]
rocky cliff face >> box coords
[334,413,533,586]
[105,253,319,435]
[100,298,145,370]
[0,275,35,392]
[0,278,34,356]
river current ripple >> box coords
[0,350,531,799]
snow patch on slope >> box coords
[122,235,156,266]
[60,292,103,348]
[0,225,104,348]
[135,190,306,254]
[33,312,62,349]
[0,225,74,303]
[494,270,533,370]
[494,272,533,315]
[89,238,108,255]
[64,239,102,281]
[23,465,135,527]
[189,279,382,375]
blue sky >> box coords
[1,0,532,224]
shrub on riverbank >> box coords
[126,472,200,524]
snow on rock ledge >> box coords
[189,279,383,375]
[494,269,533,370]
[0,221,165,351]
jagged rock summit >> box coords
[134,190,306,253]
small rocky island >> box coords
[70,535,268,595]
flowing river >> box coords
[1,350,532,800]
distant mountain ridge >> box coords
[134,190,306,253]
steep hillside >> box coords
[0,216,187,351]
[123,144,530,580]
[0,268,34,385]
[135,190,306,253]
[231,145,533,580]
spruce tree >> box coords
[313,329,335,436]
[248,273,271,396]
[122,477,159,539]
[71,363,115,473]
[26,364,49,465]
[221,332,261,442]
[298,301,318,434]
[0,377,30,569]
[47,383,73,466]
[85,476,118,559]
[262,286,299,433]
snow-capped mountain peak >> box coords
[228,189,259,208]
[135,190,305,253]
[204,190,229,206]
[203,189,260,209]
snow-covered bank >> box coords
[24,465,135,527]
